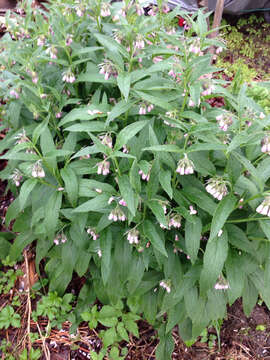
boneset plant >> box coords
[0,0,270,357]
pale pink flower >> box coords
[65,34,73,46]
[100,3,111,17]
[256,197,270,217]
[189,205,197,215]
[31,160,45,178]
[127,229,139,244]
[97,160,110,175]
[10,89,19,99]
[176,154,195,175]
[160,280,171,293]
[205,177,228,201]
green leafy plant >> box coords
[19,348,41,360]
[32,292,73,328]
[0,1,270,358]
[82,300,139,359]
[0,305,21,329]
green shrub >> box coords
[0,0,269,357]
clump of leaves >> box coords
[0,1,269,359]
[32,292,73,328]
[81,300,139,359]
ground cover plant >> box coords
[217,14,270,82]
[0,0,270,358]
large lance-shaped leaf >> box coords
[209,194,237,242]
[114,120,148,151]
[100,230,112,286]
[73,194,109,213]
[118,175,136,216]
[159,169,173,199]
[143,220,167,257]
[185,217,202,264]
[44,192,63,239]
[60,167,78,207]
[155,324,174,360]
[117,72,131,101]
[200,230,228,296]
[19,178,38,211]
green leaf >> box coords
[32,118,49,144]
[19,178,38,211]
[242,277,258,316]
[134,90,174,111]
[73,194,109,213]
[185,217,202,264]
[117,72,131,101]
[147,200,167,227]
[115,120,148,151]
[143,220,167,257]
[200,230,228,295]
[118,175,136,216]
[129,160,141,193]
[102,327,117,348]
[100,230,112,285]
[181,186,217,215]
[159,169,173,199]
[143,144,181,153]
[209,194,237,242]
[117,322,129,342]
[155,324,174,360]
[65,121,106,133]
[44,192,62,238]
[225,251,245,305]
[232,151,263,190]
[0,237,11,260]
[106,99,136,125]
[60,167,78,207]
[187,143,226,153]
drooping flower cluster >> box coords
[189,39,202,55]
[169,214,182,229]
[10,89,20,99]
[214,275,229,290]
[87,227,99,240]
[31,160,45,178]
[216,112,233,132]
[127,229,140,244]
[134,34,145,49]
[65,34,73,46]
[97,160,110,175]
[62,70,76,83]
[99,60,118,80]
[201,82,215,96]
[100,2,111,17]
[108,208,126,222]
[139,169,150,181]
[159,280,171,293]
[261,136,270,154]
[37,35,46,46]
[139,103,154,115]
[10,169,23,187]
[100,134,113,148]
[176,154,194,175]
[205,177,228,201]
[54,233,67,245]
[256,196,270,217]
[14,128,29,144]
[45,46,58,59]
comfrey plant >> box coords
[0,0,270,357]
